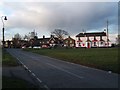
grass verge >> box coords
[2,49,39,89]
[24,48,119,73]
[2,49,19,66]
[2,76,38,89]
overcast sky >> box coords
[0,0,119,43]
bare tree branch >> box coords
[14,33,21,40]
[51,29,69,40]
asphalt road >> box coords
[6,48,118,88]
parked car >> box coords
[33,46,41,49]
[21,46,26,49]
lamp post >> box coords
[1,16,7,48]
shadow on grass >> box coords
[2,76,39,89]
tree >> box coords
[23,34,29,41]
[116,35,120,45]
[118,35,120,44]
[12,33,22,48]
[14,33,21,40]
[51,29,69,40]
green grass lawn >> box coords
[24,48,119,73]
[2,49,19,66]
[2,76,38,89]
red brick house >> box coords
[64,36,75,47]
[37,35,59,48]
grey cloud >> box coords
[5,2,118,36]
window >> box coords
[79,43,81,46]
[11,42,13,44]
[6,42,8,44]
[70,40,72,43]
[18,41,20,44]
[70,44,73,47]
[83,43,85,46]
[71,44,74,46]
[94,42,96,46]
[101,42,103,45]
[51,40,54,43]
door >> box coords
[87,42,90,48]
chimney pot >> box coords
[43,35,45,38]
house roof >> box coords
[38,38,50,41]
[64,36,75,41]
[99,39,105,42]
[76,32,106,37]
[77,40,83,42]
[92,40,98,42]
[37,37,59,42]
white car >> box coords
[22,46,26,49]
[33,46,41,49]
[28,46,32,48]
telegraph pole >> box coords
[106,20,109,47]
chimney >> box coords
[104,29,106,32]
[82,29,85,34]
[43,35,45,39]
[51,35,54,38]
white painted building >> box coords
[76,32,111,48]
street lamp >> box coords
[1,16,7,48]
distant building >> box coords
[29,35,59,48]
[4,31,112,48]
[116,35,120,45]
[29,35,76,48]
[76,32,111,48]
[4,38,29,48]
[64,36,75,47]
[4,40,13,48]
[28,30,37,40]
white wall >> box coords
[75,36,112,48]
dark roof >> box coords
[77,40,83,42]
[38,38,50,41]
[99,39,105,42]
[64,36,75,41]
[37,37,58,41]
[76,32,106,37]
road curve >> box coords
[6,49,118,88]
